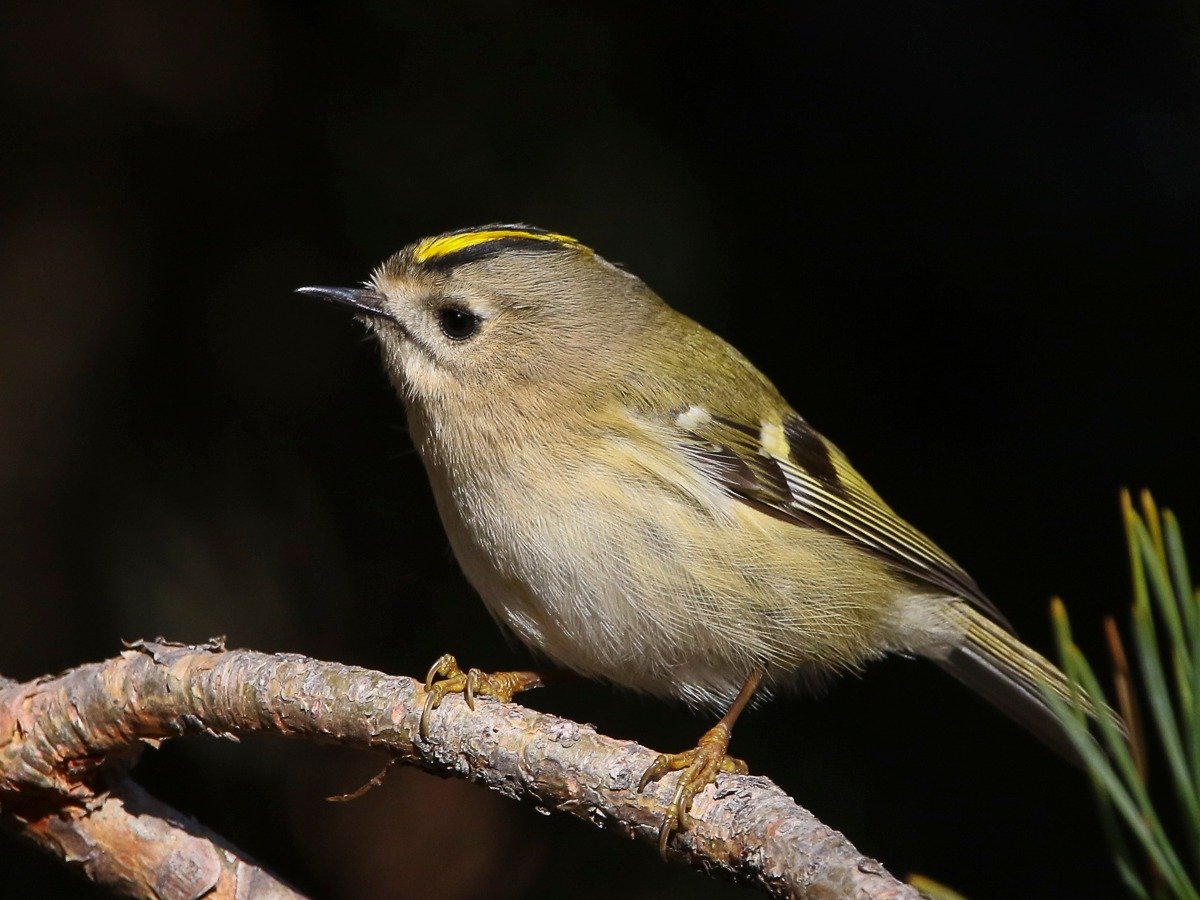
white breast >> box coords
[407,405,907,712]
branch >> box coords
[0,641,918,899]
[0,670,301,898]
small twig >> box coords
[0,641,917,900]
[326,758,397,803]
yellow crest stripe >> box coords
[413,228,581,263]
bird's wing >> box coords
[672,407,1012,631]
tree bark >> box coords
[0,640,919,900]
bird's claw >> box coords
[637,723,748,858]
[419,653,543,741]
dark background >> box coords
[1,2,1196,897]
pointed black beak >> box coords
[295,285,397,322]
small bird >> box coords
[300,224,1092,856]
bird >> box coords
[298,224,1098,857]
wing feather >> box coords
[676,410,1012,631]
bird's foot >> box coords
[637,722,748,858]
[419,653,544,740]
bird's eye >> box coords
[436,306,481,341]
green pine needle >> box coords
[1045,491,1200,899]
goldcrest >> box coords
[300,225,1093,855]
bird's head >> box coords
[299,225,661,413]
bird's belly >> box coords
[428,460,902,712]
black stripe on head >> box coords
[421,235,570,272]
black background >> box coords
[1,3,1196,898]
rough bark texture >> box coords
[0,641,919,900]
[9,773,302,899]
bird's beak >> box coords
[295,285,397,323]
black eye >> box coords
[437,306,481,341]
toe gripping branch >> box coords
[419,653,545,741]
[637,668,762,858]
[638,722,748,857]
[419,653,761,863]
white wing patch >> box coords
[674,405,712,430]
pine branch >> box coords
[0,641,917,899]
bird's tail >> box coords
[935,602,1120,766]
